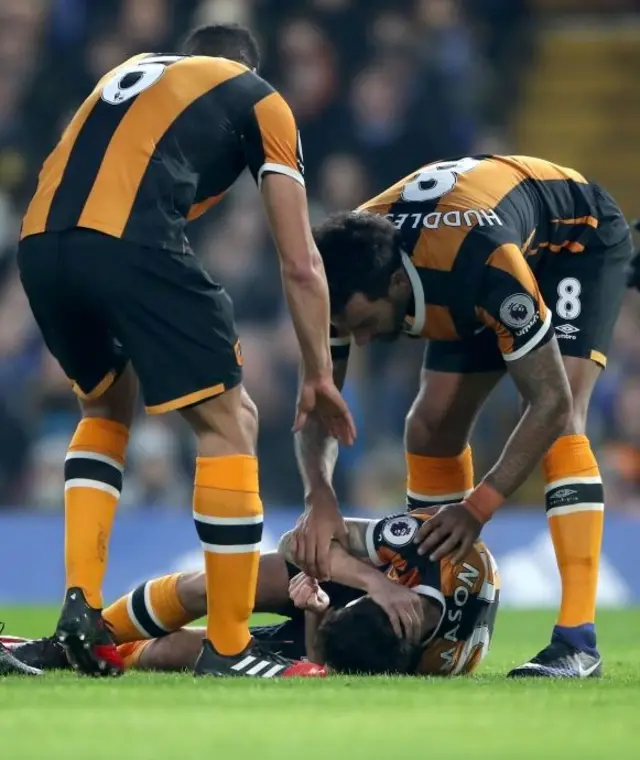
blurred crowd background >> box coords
[0,0,639,514]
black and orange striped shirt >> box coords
[331,155,627,362]
[366,509,500,675]
[21,54,304,253]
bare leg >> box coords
[176,553,294,619]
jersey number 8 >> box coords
[556,277,582,320]
[101,56,184,105]
[401,157,481,203]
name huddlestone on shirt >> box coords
[385,209,503,229]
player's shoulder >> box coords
[97,52,259,88]
[376,509,436,545]
[129,53,277,96]
[370,511,429,555]
[441,541,499,602]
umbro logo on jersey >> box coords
[555,324,580,338]
[231,655,286,678]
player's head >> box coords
[313,211,410,345]
[180,24,260,71]
[315,596,419,675]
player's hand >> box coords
[293,373,356,446]
[291,488,348,581]
[414,503,482,564]
[367,576,424,643]
[288,572,330,614]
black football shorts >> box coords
[17,228,242,412]
[425,225,632,374]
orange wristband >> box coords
[462,482,504,524]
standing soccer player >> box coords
[17,24,354,678]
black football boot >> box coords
[55,587,124,677]
[508,639,602,679]
[194,638,326,678]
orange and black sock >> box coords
[193,456,262,656]
[544,434,603,653]
[64,418,129,609]
[406,446,474,509]
[103,573,192,643]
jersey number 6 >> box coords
[101,55,184,105]
[401,157,481,203]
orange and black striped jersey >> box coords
[366,509,500,676]
[331,155,627,362]
[21,54,304,253]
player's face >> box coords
[333,294,403,345]
[334,273,411,345]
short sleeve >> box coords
[241,91,304,188]
[365,513,441,591]
[330,324,351,362]
[476,244,552,361]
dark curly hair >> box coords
[312,211,402,315]
[180,24,260,71]
[316,597,419,675]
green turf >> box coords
[2,608,639,759]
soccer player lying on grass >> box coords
[7,509,499,676]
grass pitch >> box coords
[1,608,639,759]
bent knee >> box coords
[405,404,470,457]
[177,572,207,618]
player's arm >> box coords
[470,244,572,514]
[417,244,572,561]
[294,335,350,498]
[279,522,383,603]
[241,89,355,447]
[290,333,352,579]
[280,519,382,588]
[280,519,424,640]
[279,518,371,566]
[483,337,571,501]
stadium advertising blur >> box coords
[0,507,637,607]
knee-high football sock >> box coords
[103,574,192,643]
[64,418,129,609]
[406,446,474,509]
[193,456,263,656]
[544,434,604,654]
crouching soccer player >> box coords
[8,508,499,676]
[296,155,633,677]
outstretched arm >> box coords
[415,245,572,563]
[290,354,351,580]
[417,338,572,563]
[241,87,355,446]
[483,336,572,501]
[294,354,349,498]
